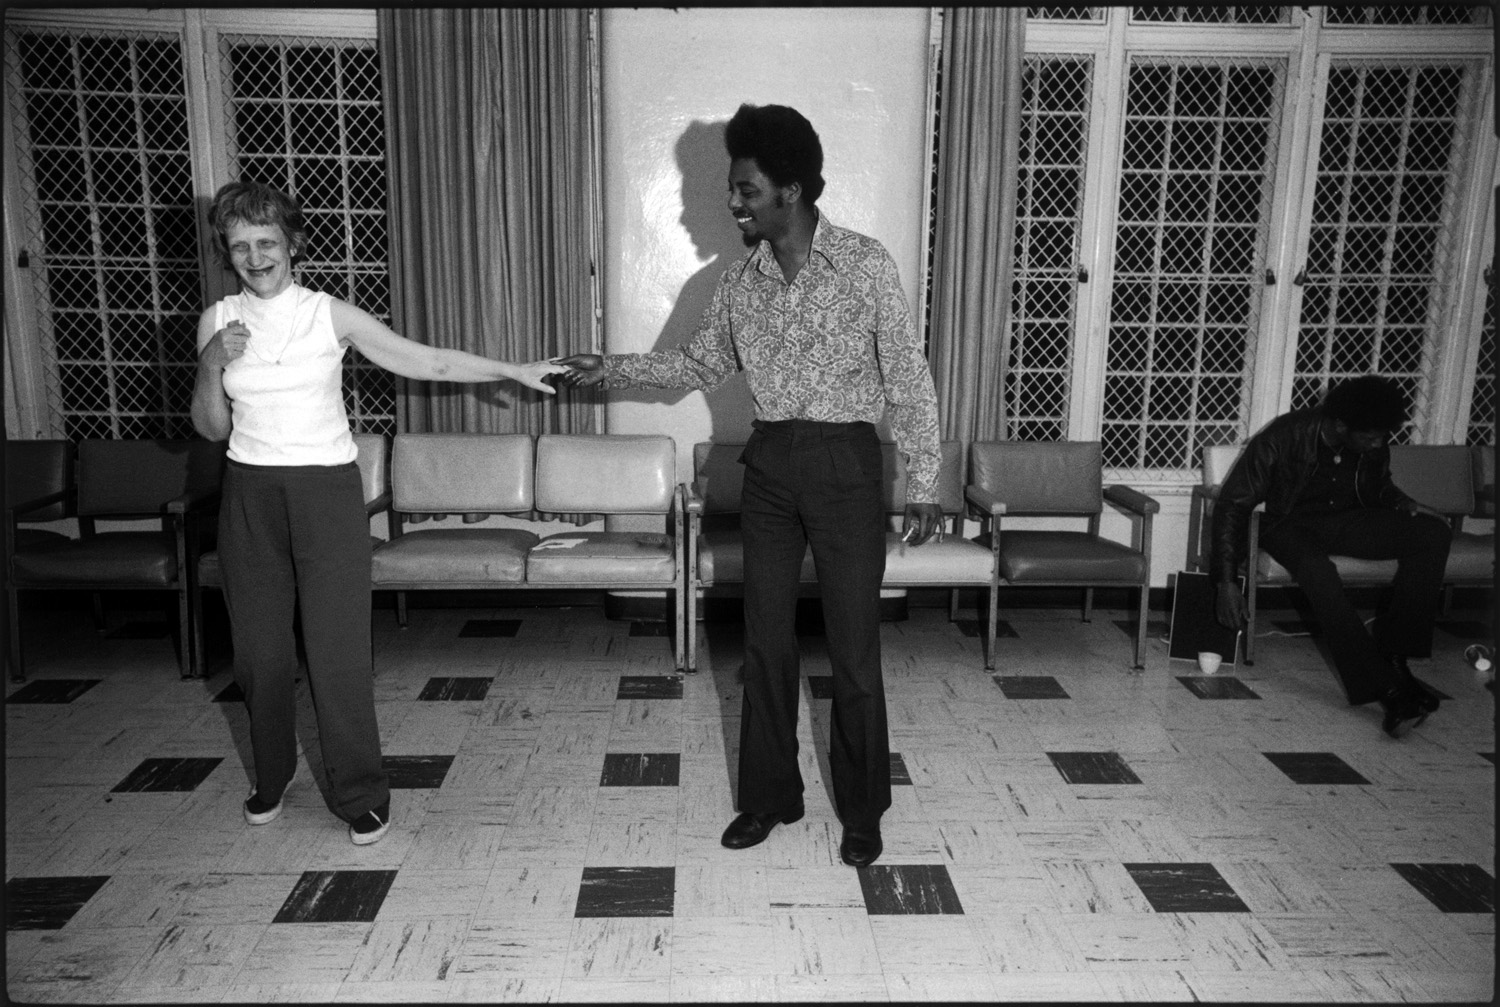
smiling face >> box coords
[727,157,795,247]
[225,220,294,299]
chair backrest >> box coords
[5,439,74,520]
[880,440,966,514]
[1388,444,1474,515]
[1472,443,1495,518]
[391,433,534,514]
[535,434,676,514]
[691,439,965,515]
[76,439,225,517]
[969,441,1102,515]
[692,441,746,514]
[1201,444,1245,488]
[351,432,389,506]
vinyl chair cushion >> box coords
[883,533,997,585]
[391,433,534,514]
[696,528,816,585]
[1253,552,1397,583]
[12,531,178,585]
[995,530,1147,583]
[526,532,676,585]
[372,529,538,585]
[535,435,676,514]
[1389,445,1475,514]
[1443,533,1495,582]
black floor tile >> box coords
[104,621,170,639]
[382,754,455,789]
[1047,751,1142,784]
[1112,618,1169,640]
[807,675,833,700]
[417,676,493,701]
[617,676,683,700]
[954,618,1019,639]
[111,757,225,793]
[1481,752,1496,765]
[1177,676,1261,699]
[995,675,1070,699]
[1123,863,1250,913]
[272,870,398,924]
[6,679,102,704]
[458,619,521,638]
[574,866,675,917]
[1390,863,1495,913]
[5,876,111,931]
[890,752,911,786]
[600,753,681,786]
[1262,751,1370,785]
[628,621,672,637]
[213,681,245,703]
[858,864,964,915]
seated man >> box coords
[1211,375,1450,738]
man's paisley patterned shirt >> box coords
[602,214,943,502]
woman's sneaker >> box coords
[243,764,297,826]
[349,801,391,845]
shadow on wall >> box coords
[628,118,755,442]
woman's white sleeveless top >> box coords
[212,284,357,466]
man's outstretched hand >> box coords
[901,502,944,547]
[1215,581,1248,629]
[556,354,607,387]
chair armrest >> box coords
[5,487,68,521]
[165,486,221,516]
[964,485,1006,518]
[1103,484,1159,515]
[365,489,393,518]
[683,482,704,516]
[1192,484,1221,501]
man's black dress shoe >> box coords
[1380,685,1432,739]
[721,804,804,849]
[840,825,882,867]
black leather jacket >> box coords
[1209,408,1413,584]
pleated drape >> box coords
[379,8,600,436]
[928,7,1026,445]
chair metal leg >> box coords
[177,589,196,679]
[674,586,686,672]
[1244,578,1258,665]
[191,586,207,679]
[949,588,959,622]
[7,586,23,683]
[685,582,698,674]
[396,590,408,628]
[92,591,106,633]
[1082,586,1094,623]
[1133,583,1148,671]
[984,585,998,671]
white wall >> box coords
[598,7,934,482]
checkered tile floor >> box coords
[5,598,1494,1002]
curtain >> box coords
[927,7,1026,445]
[380,8,600,436]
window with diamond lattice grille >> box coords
[1007,54,1093,442]
[1323,5,1491,26]
[1101,57,1285,472]
[220,34,394,438]
[1467,267,1494,446]
[1027,6,1102,19]
[1290,61,1477,445]
[6,28,199,441]
[1132,7,1290,24]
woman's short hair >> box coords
[207,180,309,264]
[724,103,826,205]
[1322,375,1408,433]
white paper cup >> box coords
[1196,651,1222,675]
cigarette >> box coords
[899,526,915,556]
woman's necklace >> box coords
[1320,420,1342,465]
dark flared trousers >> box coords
[736,419,891,830]
[1260,507,1452,706]
[218,459,388,821]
